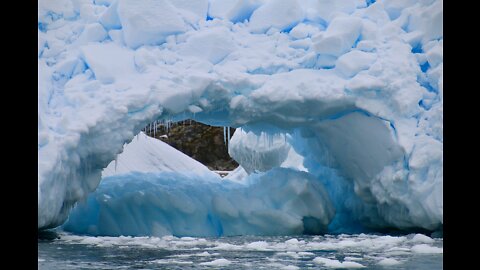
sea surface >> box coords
[38,231,442,269]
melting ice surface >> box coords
[39,232,443,269]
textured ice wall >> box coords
[38,0,443,231]
[63,168,334,236]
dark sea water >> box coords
[38,232,442,269]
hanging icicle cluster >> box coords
[142,119,178,138]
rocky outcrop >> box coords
[145,120,238,171]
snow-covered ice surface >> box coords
[38,232,443,269]
[101,132,218,178]
[38,0,443,235]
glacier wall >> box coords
[38,0,443,232]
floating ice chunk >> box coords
[335,50,377,78]
[411,234,435,244]
[81,236,103,245]
[411,244,443,254]
[377,258,401,266]
[313,257,365,268]
[249,0,304,33]
[117,0,187,49]
[313,16,362,57]
[199,258,231,266]
[285,238,299,245]
[246,241,270,250]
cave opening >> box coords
[142,119,239,176]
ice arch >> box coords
[38,0,443,232]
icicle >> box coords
[154,121,156,138]
[227,126,231,147]
[223,126,227,146]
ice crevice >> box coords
[38,0,443,235]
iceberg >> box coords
[38,0,443,234]
[63,168,334,237]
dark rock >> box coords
[145,120,238,171]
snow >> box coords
[101,132,218,178]
[74,23,108,46]
[248,0,304,33]
[38,0,443,234]
[177,27,236,64]
[335,50,377,78]
[80,42,135,84]
[289,23,322,39]
[313,16,362,57]
[208,0,263,23]
[99,0,121,30]
[117,0,188,49]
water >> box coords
[38,232,442,269]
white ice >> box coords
[38,0,443,234]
